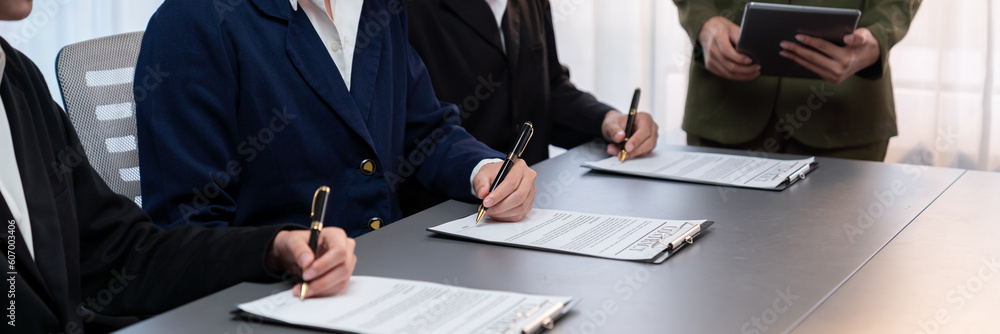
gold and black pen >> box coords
[476,122,534,222]
[300,185,330,300]
[619,88,641,162]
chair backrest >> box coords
[55,31,144,206]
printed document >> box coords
[236,276,574,334]
[428,209,710,263]
[583,150,815,190]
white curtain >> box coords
[1,0,996,171]
[0,0,164,107]
[552,0,1000,171]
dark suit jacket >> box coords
[407,0,614,164]
[0,38,288,333]
[135,0,502,236]
[673,0,921,149]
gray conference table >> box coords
[118,143,969,333]
[793,169,1000,334]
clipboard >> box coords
[772,161,819,191]
[233,300,577,334]
[232,276,579,334]
[432,220,713,264]
[582,151,819,191]
[428,209,715,264]
[650,221,714,264]
[736,2,861,79]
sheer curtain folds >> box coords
[0,0,995,170]
[552,0,998,171]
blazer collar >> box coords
[442,0,505,54]
[250,0,294,20]
[284,3,376,148]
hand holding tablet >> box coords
[778,28,881,84]
[729,2,868,81]
[698,16,761,81]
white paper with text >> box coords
[583,150,814,190]
[237,276,574,334]
[428,209,709,262]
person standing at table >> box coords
[401,0,660,214]
[135,0,538,235]
[672,0,921,161]
[0,1,357,332]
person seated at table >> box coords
[134,0,538,236]
[0,1,356,332]
[400,0,660,215]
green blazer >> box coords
[673,0,921,148]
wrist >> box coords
[602,110,622,141]
[266,230,288,271]
[698,16,725,44]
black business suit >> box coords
[400,0,614,215]
[408,0,614,163]
[0,38,289,333]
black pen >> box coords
[619,88,641,162]
[301,185,330,300]
[476,122,534,222]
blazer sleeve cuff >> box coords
[676,2,721,61]
[855,23,893,80]
[252,224,308,282]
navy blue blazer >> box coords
[135,0,501,237]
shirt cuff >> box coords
[469,158,504,196]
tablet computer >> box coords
[736,2,860,79]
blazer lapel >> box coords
[442,0,505,54]
[1,72,69,315]
[11,226,60,314]
[0,185,51,310]
[350,0,384,123]
[504,0,523,72]
[285,6,375,147]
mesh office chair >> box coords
[55,31,145,206]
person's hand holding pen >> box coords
[473,160,537,221]
[472,122,538,222]
[602,89,658,160]
[265,227,357,299]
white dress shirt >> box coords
[0,48,35,260]
[290,0,500,194]
[485,0,508,53]
[291,0,363,90]
[485,0,507,27]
